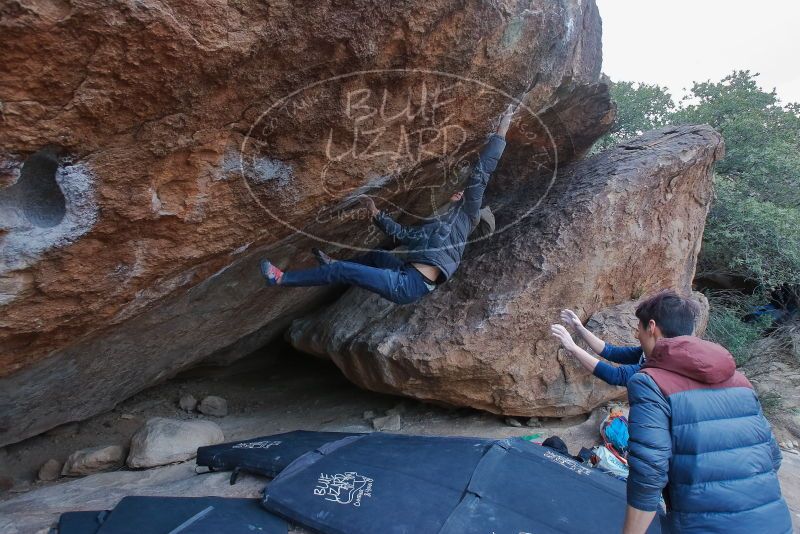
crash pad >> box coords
[196,430,357,481]
[95,496,286,534]
[261,433,660,534]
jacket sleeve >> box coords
[599,344,644,365]
[372,211,428,245]
[626,373,672,512]
[461,134,506,222]
[592,362,641,387]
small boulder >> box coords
[525,417,542,428]
[372,414,402,432]
[127,417,224,468]
[179,394,198,412]
[504,417,522,428]
[62,445,125,476]
[198,396,228,417]
[362,410,375,420]
[37,459,62,481]
[385,403,407,417]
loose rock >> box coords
[526,417,542,428]
[505,417,523,428]
[127,418,224,468]
[62,445,125,476]
[372,414,402,432]
[385,404,407,417]
[362,410,375,420]
[37,459,62,481]
[198,396,228,417]
[179,394,197,412]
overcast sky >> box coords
[597,0,800,105]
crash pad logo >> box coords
[239,69,559,253]
[313,471,373,507]
[543,450,592,476]
[232,440,282,450]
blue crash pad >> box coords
[196,430,357,480]
[439,438,658,533]
[95,496,287,534]
[56,510,107,533]
[262,433,494,533]
[262,433,660,534]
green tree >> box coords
[593,81,675,151]
[673,70,800,209]
[596,71,800,295]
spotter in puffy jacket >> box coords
[621,292,791,534]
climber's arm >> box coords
[461,104,514,220]
[361,195,427,244]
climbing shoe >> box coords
[311,247,334,266]
[260,259,283,286]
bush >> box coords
[704,293,771,366]
[699,179,800,291]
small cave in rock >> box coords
[18,148,67,228]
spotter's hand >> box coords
[550,324,578,353]
[560,309,582,330]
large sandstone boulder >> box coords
[0,0,614,446]
[0,0,614,445]
[288,125,724,416]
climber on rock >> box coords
[259,103,517,304]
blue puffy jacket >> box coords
[372,134,506,282]
[626,336,792,533]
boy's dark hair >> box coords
[635,290,698,338]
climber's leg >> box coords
[348,250,405,270]
[264,257,430,304]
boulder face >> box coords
[0,0,614,445]
[288,125,725,417]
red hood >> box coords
[644,336,736,384]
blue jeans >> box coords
[280,251,434,304]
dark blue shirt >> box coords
[592,344,644,387]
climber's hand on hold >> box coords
[550,324,578,353]
[560,309,582,330]
[359,195,379,218]
[496,103,518,138]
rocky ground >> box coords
[1,343,798,533]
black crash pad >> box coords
[95,496,286,534]
[196,430,357,481]
[261,433,660,534]
[56,510,107,533]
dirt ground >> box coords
[1,343,798,532]
[1,343,601,487]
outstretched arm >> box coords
[550,324,600,374]
[361,195,427,245]
[461,104,515,221]
[562,309,644,364]
[593,362,642,387]
[560,309,606,354]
